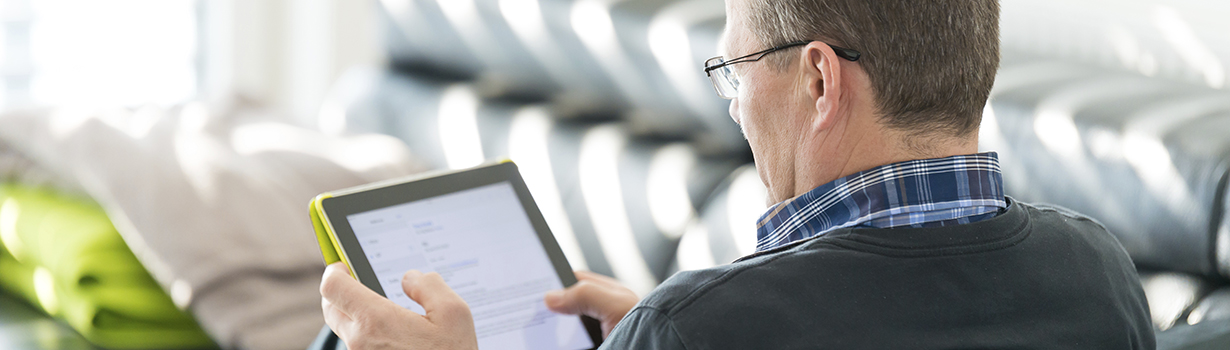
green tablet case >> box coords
[310,193,349,273]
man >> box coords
[319,0,1155,348]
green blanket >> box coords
[0,184,216,349]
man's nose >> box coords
[728,98,740,125]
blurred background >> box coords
[1,0,1229,349]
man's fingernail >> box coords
[544,290,563,304]
[404,270,423,280]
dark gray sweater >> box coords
[601,199,1155,349]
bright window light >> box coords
[437,85,485,169]
[646,143,696,238]
[675,221,716,271]
[578,125,657,296]
[726,167,766,256]
[508,107,588,270]
[28,0,197,107]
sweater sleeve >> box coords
[599,307,689,350]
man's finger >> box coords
[544,280,616,316]
[402,270,471,327]
[322,296,356,339]
[575,271,622,288]
[320,262,392,318]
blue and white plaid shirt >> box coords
[755,152,1007,252]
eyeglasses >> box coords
[703,41,861,99]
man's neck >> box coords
[793,127,979,200]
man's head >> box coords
[719,0,1000,203]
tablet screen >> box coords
[345,181,595,350]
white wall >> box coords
[201,0,385,125]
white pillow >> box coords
[0,100,425,349]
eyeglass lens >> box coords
[706,57,739,99]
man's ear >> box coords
[801,42,843,132]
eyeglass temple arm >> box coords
[704,42,861,74]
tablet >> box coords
[310,161,602,350]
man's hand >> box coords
[544,271,640,338]
[320,263,478,350]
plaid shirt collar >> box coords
[755,152,1007,252]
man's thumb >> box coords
[402,271,470,326]
[544,281,606,316]
[544,289,577,313]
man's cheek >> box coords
[741,114,762,145]
[728,98,741,125]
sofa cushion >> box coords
[0,101,424,349]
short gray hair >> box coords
[745,0,1000,140]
